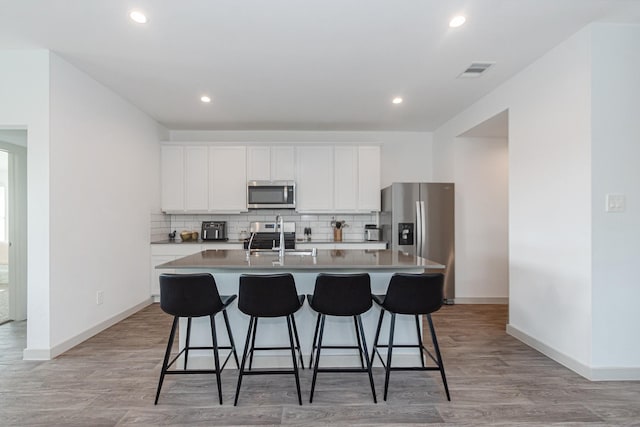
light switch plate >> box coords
[606,194,626,213]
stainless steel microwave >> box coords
[247,180,296,209]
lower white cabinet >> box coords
[150,244,203,300]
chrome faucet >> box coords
[246,232,256,258]
[275,215,285,258]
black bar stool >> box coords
[371,273,450,401]
[155,273,239,405]
[234,273,305,406]
[307,273,377,403]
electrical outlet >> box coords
[96,290,104,305]
[606,194,626,213]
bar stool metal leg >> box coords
[309,313,321,368]
[371,308,385,366]
[353,316,365,369]
[383,313,396,401]
[427,313,451,401]
[356,314,377,404]
[184,317,192,369]
[415,314,425,368]
[291,315,305,370]
[309,314,326,403]
[248,317,259,370]
[222,308,240,368]
[155,317,178,405]
[210,314,223,405]
[286,315,303,405]
[234,316,255,406]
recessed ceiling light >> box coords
[449,15,466,28]
[201,95,211,103]
[129,10,148,24]
[392,97,403,104]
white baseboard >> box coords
[506,324,640,381]
[454,297,508,304]
[23,298,153,361]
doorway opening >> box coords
[0,131,28,327]
[0,149,8,324]
[455,109,509,305]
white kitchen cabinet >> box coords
[296,145,380,213]
[246,146,271,181]
[357,146,381,211]
[209,146,248,212]
[270,146,295,180]
[296,146,334,212]
[161,146,185,212]
[247,146,295,181]
[184,146,209,211]
[334,146,359,211]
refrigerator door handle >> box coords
[415,201,422,257]
[420,201,426,259]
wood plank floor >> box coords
[1,304,639,426]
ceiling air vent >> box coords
[458,62,494,78]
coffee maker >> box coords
[201,221,227,241]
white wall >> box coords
[435,24,640,378]
[590,24,640,371]
[453,137,508,301]
[169,130,434,187]
[47,54,165,352]
[0,50,52,356]
[434,28,594,371]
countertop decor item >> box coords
[330,218,348,242]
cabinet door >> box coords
[161,146,184,212]
[334,146,359,211]
[184,146,209,211]
[209,146,248,212]
[296,146,334,212]
[246,146,271,181]
[270,146,295,180]
[358,146,381,211]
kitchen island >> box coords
[156,249,444,368]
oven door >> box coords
[247,181,295,209]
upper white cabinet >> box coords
[184,146,209,211]
[296,145,380,213]
[209,146,248,212]
[334,146,359,211]
[296,146,334,212]
[161,145,247,213]
[247,146,295,181]
[161,143,379,213]
[357,146,381,211]
[161,146,185,212]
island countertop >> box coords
[156,249,444,270]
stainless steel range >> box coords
[244,221,296,250]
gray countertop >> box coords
[151,239,385,245]
[156,249,444,271]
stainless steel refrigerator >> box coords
[381,183,455,303]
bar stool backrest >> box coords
[312,273,372,316]
[239,273,300,317]
[159,273,224,317]
[384,273,444,315]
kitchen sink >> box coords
[246,248,317,256]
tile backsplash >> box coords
[152,210,378,242]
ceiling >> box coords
[1,0,639,132]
